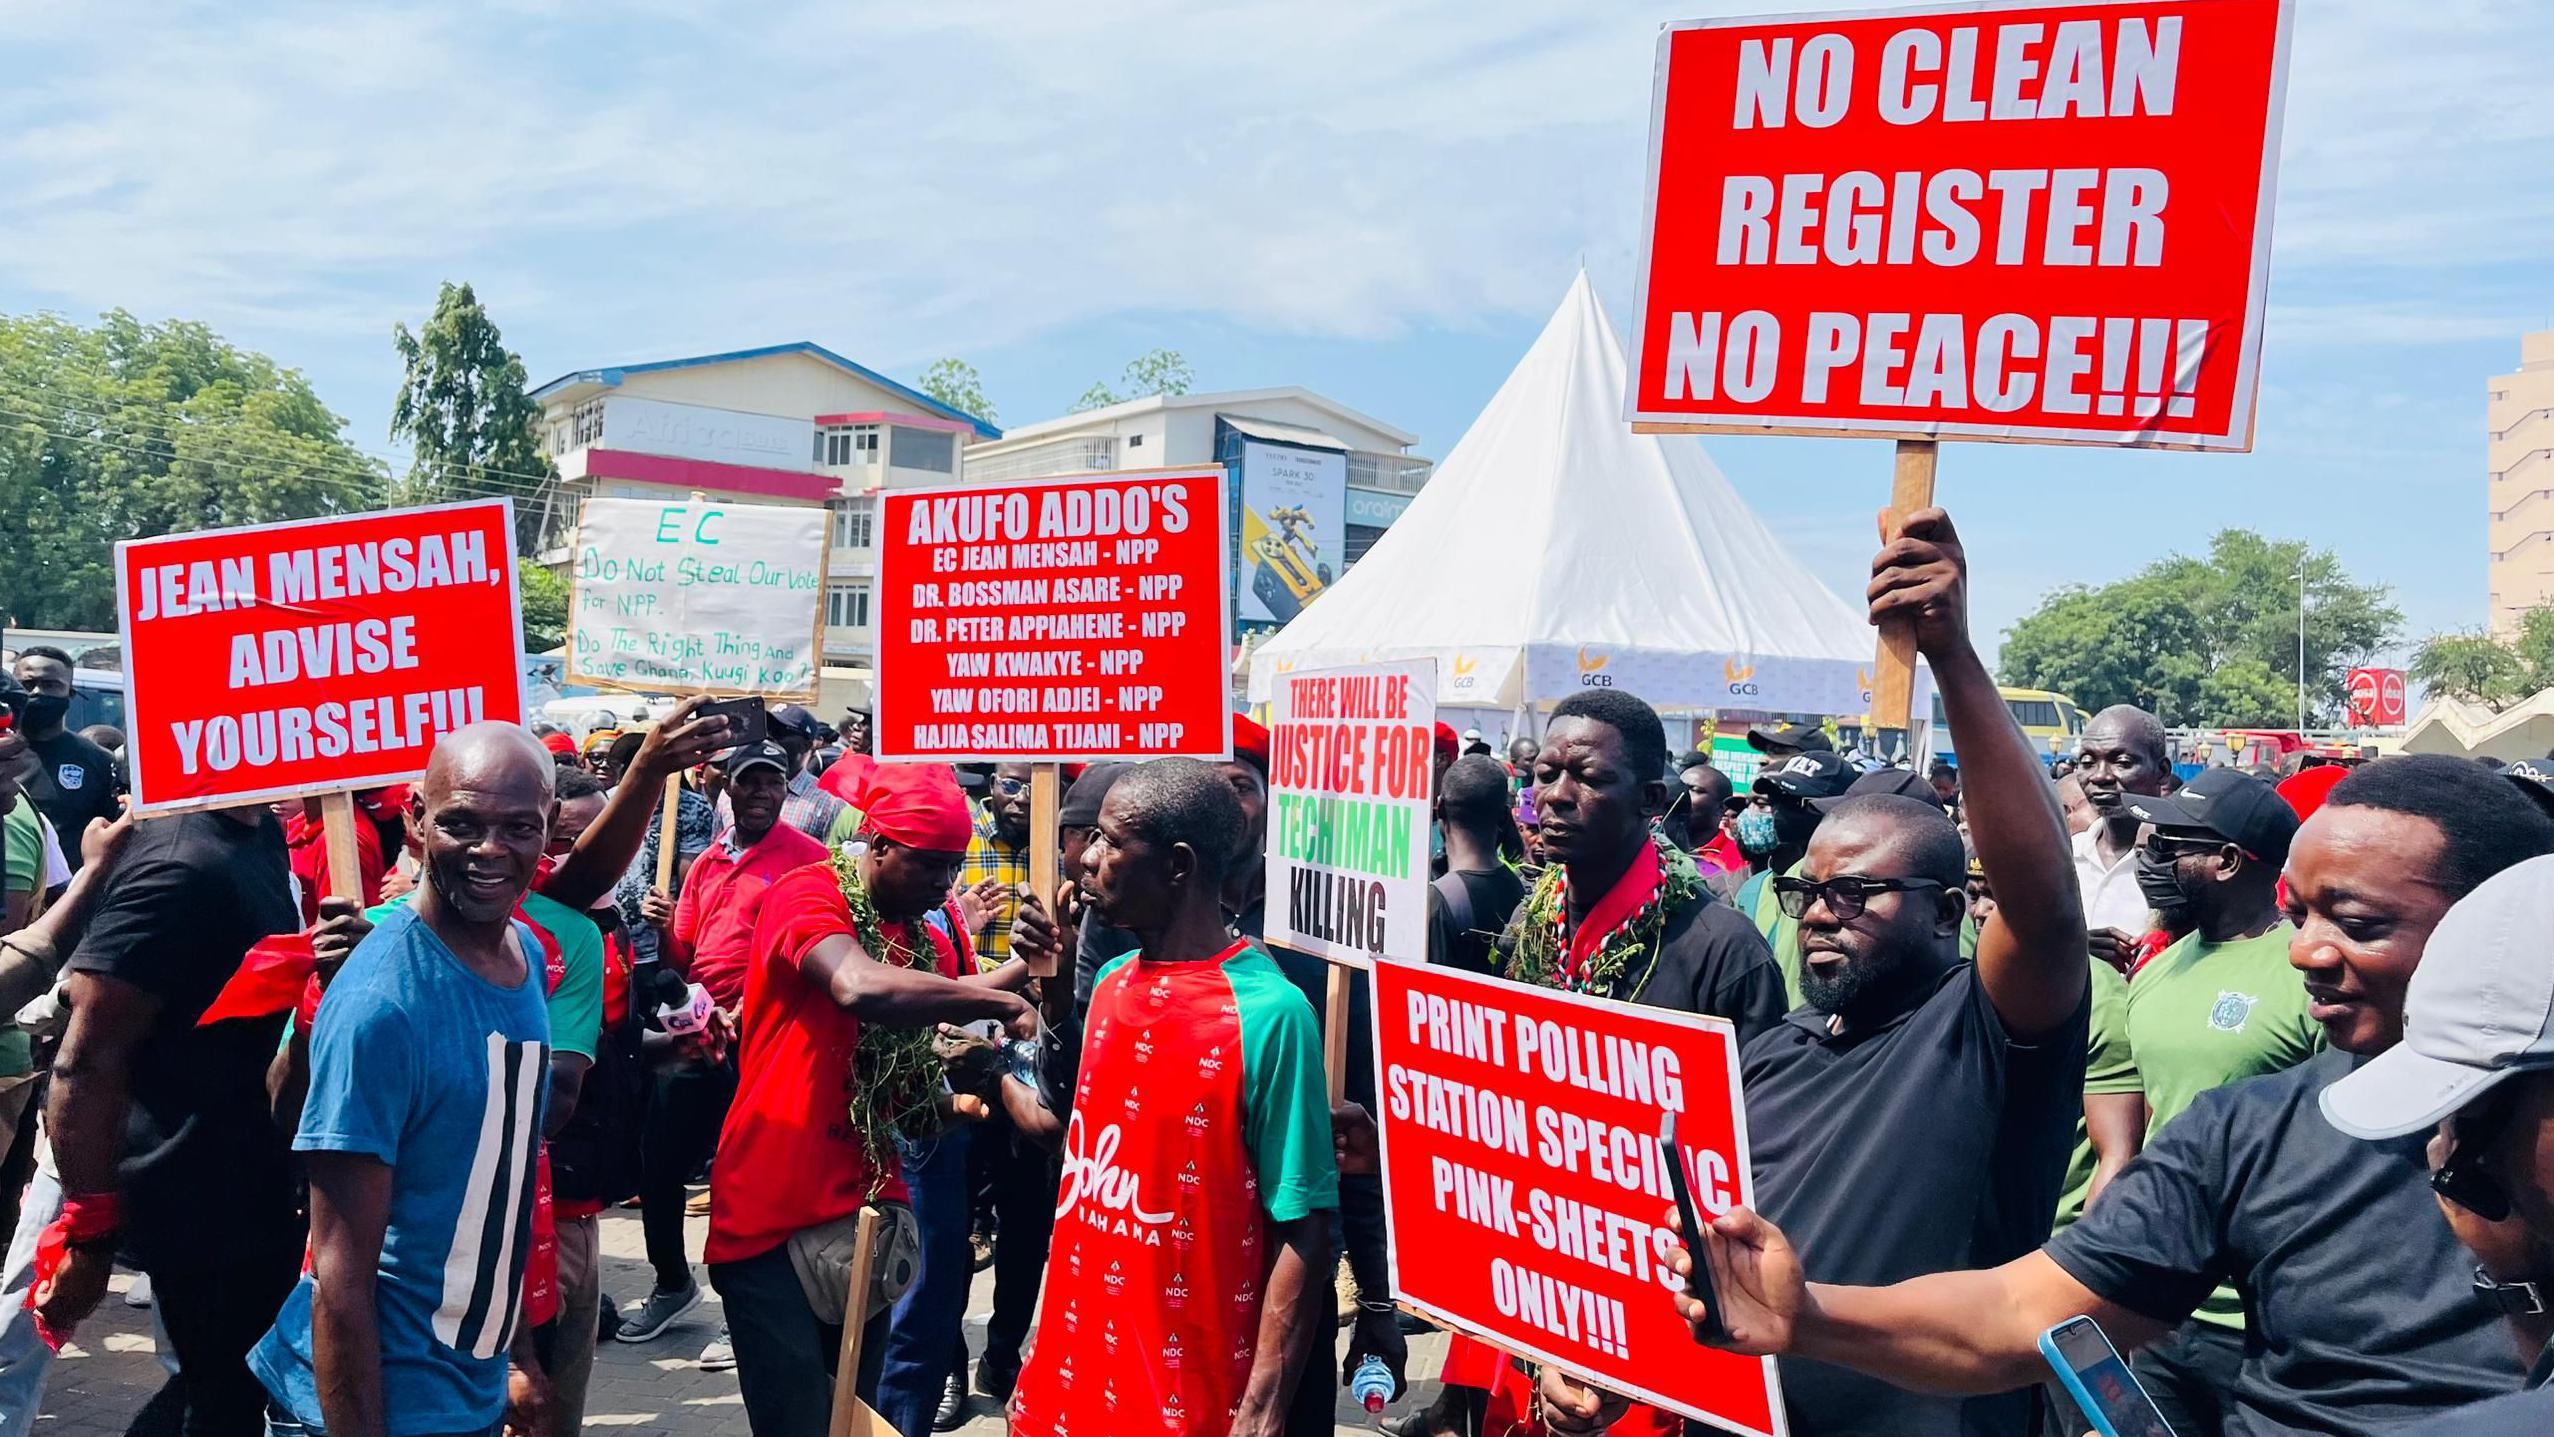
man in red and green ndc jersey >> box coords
[992,758,1338,1437]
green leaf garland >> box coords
[832,847,947,1191]
[1508,834,1705,998]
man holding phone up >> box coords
[1544,508,2091,1437]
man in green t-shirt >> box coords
[2112,766,2316,1437]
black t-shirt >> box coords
[22,729,120,868]
[1615,893,1788,1047]
[1742,961,2090,1437]
[64,810,302,1267]
[2045,1050,2525,1436]
[1426,866,1526,977]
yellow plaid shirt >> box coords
[959,806,1029,968]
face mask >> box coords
[2134,846,2193,917]
[1736,808,1780,856]
[21,694,67,731]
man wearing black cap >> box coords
[2106,768,2316,1435]
[1747,720,1834,760]
[1730,750,1859,1007]
[757,703,855,845]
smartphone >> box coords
[2040,1317,2177,1437]
[694,695,768,749]
[1660,1110,1726,1341]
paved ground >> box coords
[40,1201,1452,1436]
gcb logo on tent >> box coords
[1449,652,1482,695]
[1577,647,1613,688]
[1724,658,1760,698]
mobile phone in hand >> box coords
[2040,1317,2176,1437]
[1661,1110,1726,1341]
[694,695,768,749]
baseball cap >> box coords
[1752,749,1854,801]
[768,703,819,737]
[2123,767,2300,867]
[1747,722,1833,754]
[722,740,792,778]
[1812,767,1942,813]
[2498,758,2554,819]
[2320,853,2554,1140]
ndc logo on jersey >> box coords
[1577,647,1613,688]
[1725,658,1761,697]
[2209,991,2258,1034]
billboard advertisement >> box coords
[1237,440,1346,626]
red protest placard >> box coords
[1628,0,2291,450]
[874,468,1232,762]
[117,499,525,812]
[1371,961,1783,1437]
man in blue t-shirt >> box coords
[253,724,563,1437]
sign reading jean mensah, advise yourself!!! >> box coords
[118,498,525,812]
[567,497,826,698]
[1372,960,1784,1437]
[1628,0,2292,450]
[1266,659,1436,967]
[874,468,1232,762]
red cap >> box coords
[541,732,578,757]
[859,763,975,852]
[2276,764,2348,820]
[1232,714,1270,772]
[1434,722,1459,757]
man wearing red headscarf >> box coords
[706,762,1041,1437]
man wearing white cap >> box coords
[1666,754,2554,1436]
[2322,853,2554,1433]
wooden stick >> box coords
[653,772,682,890]
[1026,764,1060,978]
[1870,439,1939,732]
[319,790,364,907]
[826,1208,894,1437]
[1324,964,1352,1106]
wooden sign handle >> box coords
[826,1207,893,1437]
[653,772,682,890]
[1324,964,1352,1106]
[1870,439,1939,732]
[1026,764,1060,978]
[319,790,364,908]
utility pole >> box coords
[2296,556,2309,731]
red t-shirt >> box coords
[670,824,832,1008]
[705,863,927,1265]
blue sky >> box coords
[0,0,2546,661]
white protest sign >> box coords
[568,497,828,697]
[1265,658,1438,967]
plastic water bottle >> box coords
[1349,1354,1394,1420]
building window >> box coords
[831,501,874,550]
[827,581,871,629]
[892,427,956,473]
[572,400,606,448]
[820,425,882,466]
[1128,432,1144,448]
[1345,523,1386,566]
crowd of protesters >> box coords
[0,506,2546,1437]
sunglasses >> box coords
[2142,831,2232,863]
[992,776,1028,797]
[2431,1085,2521,1223]
[1772,875,1947,922]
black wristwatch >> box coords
[2473,1266,2549,1316]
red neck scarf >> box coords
[1553,840,1665,987]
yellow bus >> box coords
[1931,686,2089,760]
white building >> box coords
[964,388,1433,638]
[529,342,999,683]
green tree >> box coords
[0,310,386,630]
[519,563,570,652]
[1999,530,2402,726]
[1067,347,1195,413]
[2407,608,2554,709]
[914,358,995,424]
[390,281,556,552]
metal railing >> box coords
[965,436,1120,484]
[1345,451,1432,495]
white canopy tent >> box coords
[1247,273,1898,720]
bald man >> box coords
[252,724,566,1437]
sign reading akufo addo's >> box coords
[1265,658,1436,968]
[1629,0,2292,450]
[117,499,525,812]
[1372,960,1784,1437]
[874,468,1231,762]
